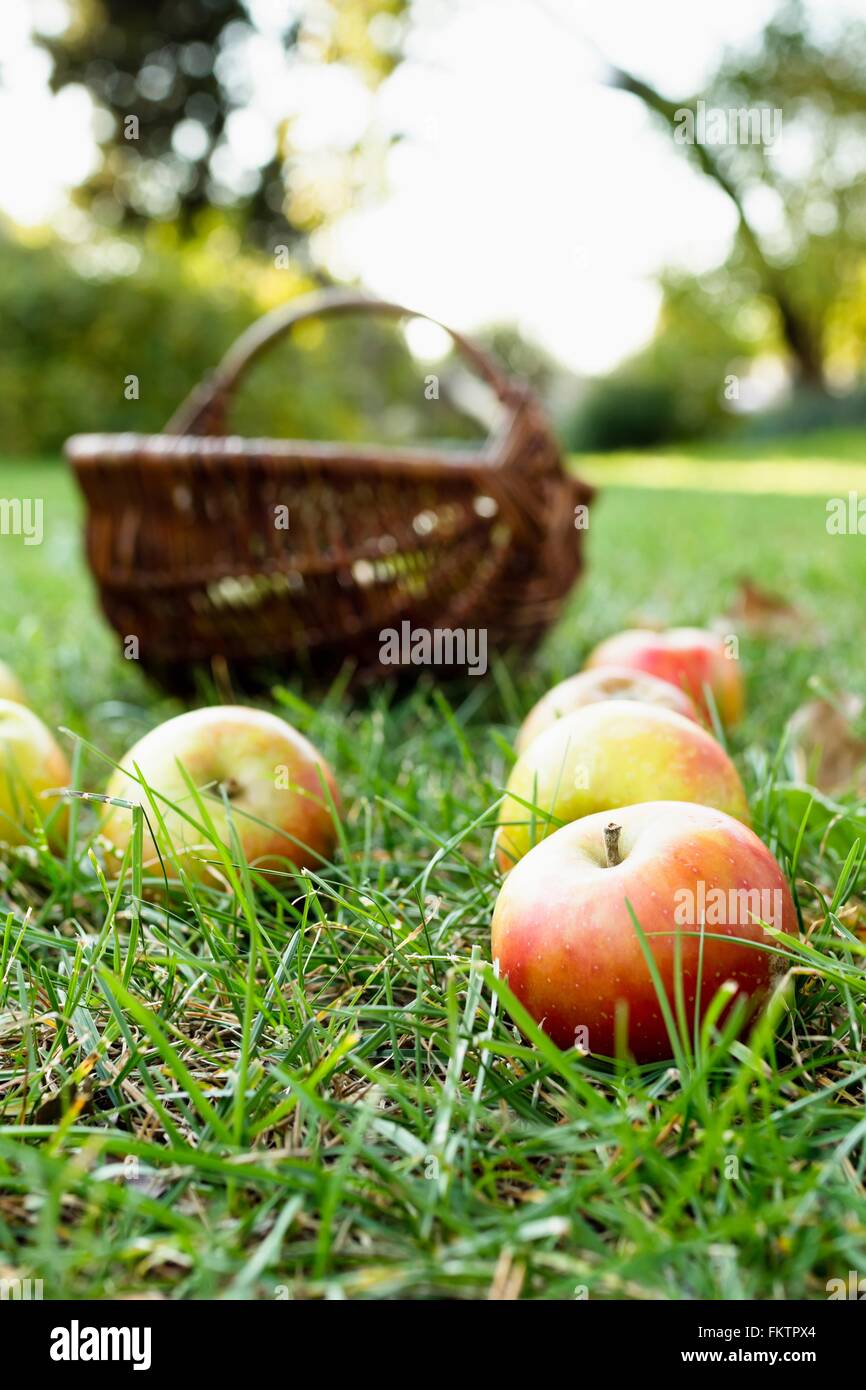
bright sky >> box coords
[0,0,861,374]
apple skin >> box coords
[515,666,699,756]
[101,705,341,883]
[585,628,744,727]
[0,661,27,707]
[491,801,796,1062]
[0,699,70,847]
[495,700,749,871]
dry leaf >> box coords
[32,1079,95,1125]
[716,578,815,639]
[787,692,866,796]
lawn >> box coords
[1,437,865,1300]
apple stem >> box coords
[604,821,622,867]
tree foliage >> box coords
[0,225,489,457]
[610,0,866,390]
[39,0,407,251]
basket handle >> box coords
[165,288,527,436]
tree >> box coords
[37,0,407,253]
[606,0,866,390]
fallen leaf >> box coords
[716,577,815,639]
[32,1079,95,1125]
[787,692,866,795]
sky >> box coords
[0,0,861,375]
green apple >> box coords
[496,699,749,870]
[0,660,27,707]
[101,705,341,884]
[0,699,70,847]
[515,665,700,755]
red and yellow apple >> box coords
[0,699,70,847]
[585,627,744,727]
[101,705,341,883]
[492,801,795,1062]
[0,660,27,706]
[495,700,748,870]
[515,666,699,755]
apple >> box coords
[0,660,27,706]
[515,665,699,756]
[495,700,748,870]
[0,699,70,847]
[585,627,744,727]
[491,801,796,1062]
[101,705,341,883]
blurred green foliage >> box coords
[40,0,407,250]
[566,265,778,450]
[14,0,866,458]
[570,0,866,449]
[567,379,684,453]
[0,223,495,456]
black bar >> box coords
[2,1295,857,1375]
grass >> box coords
[579,426,866,494]
[1,437,866,1300]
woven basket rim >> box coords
[64,432,508,477]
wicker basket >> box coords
[65,290,593,688]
